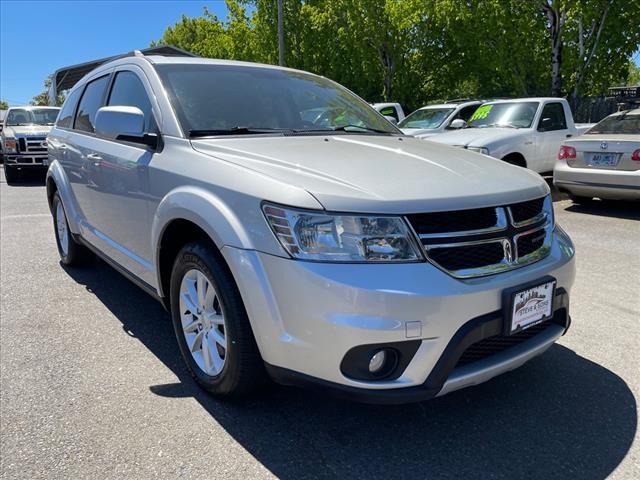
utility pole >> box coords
[277,0,285,66]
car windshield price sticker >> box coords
[510,281,555,334]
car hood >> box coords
[192,134,548,213]
[430,127,524,147]
[2,125,53,137]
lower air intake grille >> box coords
[455,321,551,367]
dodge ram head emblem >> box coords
[600,141,608,150]
[502,239,514,263]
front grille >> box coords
[456,321,551,367]
[517,229,546,257]
[429,242,504,271]
[509,197,544,224]
[16,136,47,154]
[407,207,497,235]
[406,196,551,278]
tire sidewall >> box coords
[52,192,73,264]
[170,243,244,395]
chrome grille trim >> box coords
[407,196,553,278]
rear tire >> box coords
[52,192,92,265]
[169,241,266,398]
[569,194,594,204]
[4,165,19,184]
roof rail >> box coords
[48,45,197,105]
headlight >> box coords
[3,138,17,153]
[467,146,490,155]
[262,203,423,262]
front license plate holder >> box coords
[502,276,556,335]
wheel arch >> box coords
[501,152,527,168]
[46,161,81,233]
[152,186,256,299]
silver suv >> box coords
[46,53,575,403]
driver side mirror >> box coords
[449,119,467,129]
[95,106,158,149]
[384,115,398,125]
[538,117,552,132]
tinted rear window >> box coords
[74,75,109,133]
[57,89,82,128]
[586,113,640,135]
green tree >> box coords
[154,0,640,108]
[0,99,8,110]
[627,61,640,86]
[31,75,65,106]
[540,0,640,97]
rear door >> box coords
[80,66,159,283]
[63,74,111,222]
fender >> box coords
[151,185,285,296]
[46,160,82,234]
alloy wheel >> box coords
[179,269,227,376]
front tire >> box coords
[170,241,266,398]
[4,165,19,184]
[52,192,92,265]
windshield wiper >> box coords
[296,124,393,134]
[331,124,392,134]
[189,126,291,137]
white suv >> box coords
[46,53,575,403]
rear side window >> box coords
[379,106,399,121]
[107,71,156,132]
[74,75,109,133]
[56,88,82,128]
[538,103,567,131]
[456,104,479,122]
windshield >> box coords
[398,107,454,129]
[155,64,400,136]
[5,108,59,126]
[467,102,539,128]
[586,112,640,135]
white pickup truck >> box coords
[429,98,593,173]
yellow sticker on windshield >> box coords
[470,105,493,122]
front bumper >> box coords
[4,154,49,167]
[222,225,575,402]
[554,162,640,200]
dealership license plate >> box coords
[587,153,618,167]
[508,281,555,334]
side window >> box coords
[457,105,479,122]
[56,88,82,128]
[108,71,156,132]
[379,107,398,122]
[74,75,109,133]
[538,102,567,131]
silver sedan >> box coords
[554,109,640,202]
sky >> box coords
[0,1,230,106]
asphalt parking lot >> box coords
[1,167,638,480]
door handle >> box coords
[87,153,103,166]
[59,143,67,149]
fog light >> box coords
[369,350,387,373]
